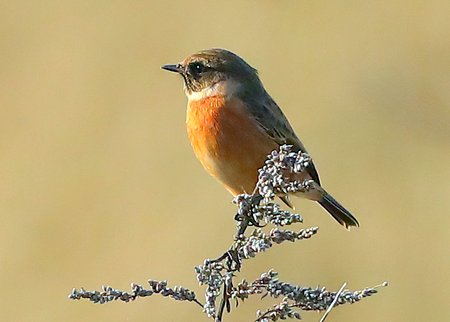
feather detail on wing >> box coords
[242,93,321,185]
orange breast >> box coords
[186,95,278,195]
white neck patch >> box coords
[187,79,240,101]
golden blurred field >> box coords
[1,1,449,321]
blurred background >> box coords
[1,1,449,321]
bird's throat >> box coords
[186,79,240,101]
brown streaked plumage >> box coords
[162,48,359,229]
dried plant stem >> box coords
[319,282,347,322]
[215,281,229,322]
[69,145,386,321]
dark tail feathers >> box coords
[318,193,359,229]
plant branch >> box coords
[319,282,347,322]
[69,145,386,321]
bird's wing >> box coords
[245,95,321,185]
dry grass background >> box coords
[1,1,449,321]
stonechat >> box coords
[162,48,359,229]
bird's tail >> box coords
[318,193,359,229]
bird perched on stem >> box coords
[162,48,359,229]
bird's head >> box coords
[162,48,264,100]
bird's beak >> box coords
[161,64,183,74]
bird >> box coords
[162,48,359,229]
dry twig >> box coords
[69,145,386,321]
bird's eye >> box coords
[189,62,206,75]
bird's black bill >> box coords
[161,64,183,73]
